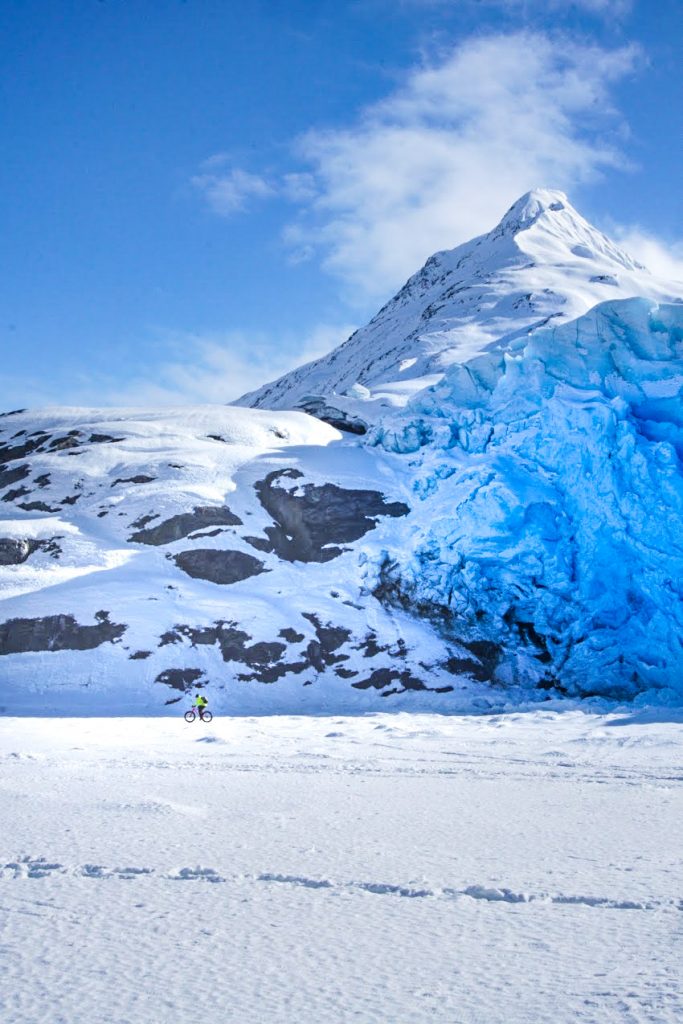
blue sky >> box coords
[2,0,682,408]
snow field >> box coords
[1,710,681,1023]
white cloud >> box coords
[285,32,639,301]
[612,228,683,286]
[402,0,633,16]
[192,167,274,217]
[91,323,357,407]
[489,0,632,15]
[281,173,319,203]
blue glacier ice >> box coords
[369,299,683,698]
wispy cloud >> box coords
[283,32,638,301]
[612,228,683,285]
[401,0,633,17]
[192,165,274,217]
[508,0,632,15]
[90,323,356,407]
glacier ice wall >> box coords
[369,299,683,698]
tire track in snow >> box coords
[1,857,681,912]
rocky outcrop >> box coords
[0,611,126,654]
[130,506,242,545]
[111,475,155,487]
[352,666,452,696]
[158,621,290,683]
[0,464,30,491]
[296,396,368,435]
[155,668,206,691]
[246,469,409,562]
[173,549,267,585]
[0,538,42,565]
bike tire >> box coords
[200,710,213,723]
[184,710,196,723]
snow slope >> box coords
[0,405,462,712]
[1,710,682,1024]
[238,189,681,421]
[1,192,682,710]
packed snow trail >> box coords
[1,710,681,1024]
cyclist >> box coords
[193,692,209,719]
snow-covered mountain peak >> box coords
[493,188,642,273]
[238,190,678,417]
[496,187,570,233]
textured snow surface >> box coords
[1,710,682,1024]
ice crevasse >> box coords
[368,298,683,698]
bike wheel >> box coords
[200,710,213,723]
[184,710,196,723]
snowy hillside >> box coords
[1,191,682,711]
[0,405,462,713]
[237,189,680,427]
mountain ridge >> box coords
[237,189,679,421]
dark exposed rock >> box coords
[129,650,152,660]
[130,513,159,529]
[0,538,41,565]
[111,475,155,487]
[130,505,242,545]
[48,432,81,451]
[39,538,63,560]
[153,614,440,693]
[60,494,81,506]
[279,627,305,644]
[89,433,123,444]
[0,464,30,489]
[372,556,505,684]
[0,435,47,464]
[301,613,352,669]
[158,621,291,682]
[159,629,180,647]
[502,610,553,664]
[2,486,31,503]
[353,667,452,696]
[0,409,27,417]
[0,537,60,564]
[355,631,391,659]
[0,611,126,655]
[247,469,409,562]
[296,396,368,435]
[34,474,51,488]
[173,548,267,585]
[446,641,503,683]
[18,501,59,513]
[155,668,205,691]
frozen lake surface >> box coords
[1,709,682,1023]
